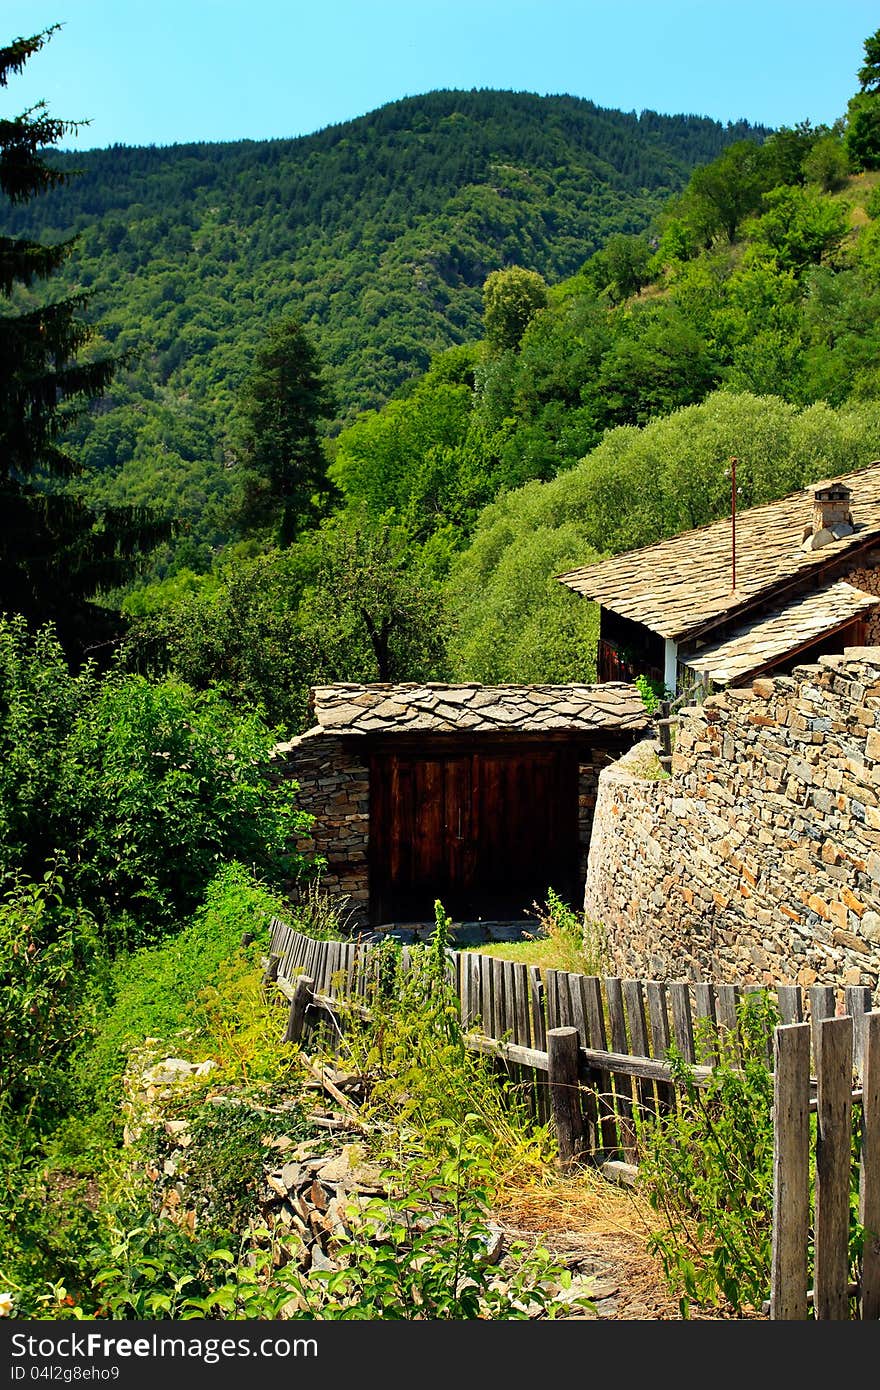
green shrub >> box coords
[0,616,315,947]
[59,672,311,943]
[0,1125,105,1319]
[86,1217,299,1320]
[75,863,290,1109]
[0,871,101,1123]
[0,616,95,885]
[636,991,777,1316]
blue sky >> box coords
[3,1,879,150]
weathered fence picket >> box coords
[668,980,696,1064]
[645,980,676,1116]
[715,982,741,1057]
[770,1009,880,1320]
[623,979,654,1122]
[771,1021,811,1320]
[813,1015,853,1320]
[861,1011,880,1320]
[604,976,635,1162]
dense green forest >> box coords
[0,91,765,572]
[119,109,880,729]
[4,20,880,1320]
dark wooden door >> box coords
[369,744,579,924]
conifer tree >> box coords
[0,26,167,659]
[230,315,336,546]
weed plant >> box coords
[339,902,553,1179]
[636,990,871,1318]
[291,877,361,940]
[635,991,777,1316]
[467,888,609,975]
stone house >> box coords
[274,681,648,927]
[557,461,880,699]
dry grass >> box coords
[461,895,609,974]
[496,1165,652,1241]
[491,1166,753,1320]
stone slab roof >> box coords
[681,581,880,687]
[308,682,649,736]
[556,461,880,642]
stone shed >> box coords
[274,681,649,928]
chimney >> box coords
[801,480,854,552]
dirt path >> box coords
[492,1172,759,1320]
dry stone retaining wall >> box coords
[584,649,880,994]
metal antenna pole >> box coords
[730,456,738,592]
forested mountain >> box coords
[124,104,880,728]
[0,91,764,570]
[7,24,880,1320]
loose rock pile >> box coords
[121,1044,599,1317]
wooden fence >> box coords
[263,918,879,1319]
[771,1011,879,1320]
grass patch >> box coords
[461,889,609,975]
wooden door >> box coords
[369,744,579,924]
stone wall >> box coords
[273,730,371,925]
[584,649,880,994]
[578,751,611,883]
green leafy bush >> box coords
[0,871,101,1121]
[59,672,310,941]
[0,615,313,946]
[306,1123,589,1319]
[0,615,95,885]
[637,991,777,1316]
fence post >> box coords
[656,699,673,773]
[283,974,315,1046]
[261,952,280,990]
[548,1026,585,1169]
[813,1014,854,1320]
[770,1021,811,1320]
[860,1011,880,1320]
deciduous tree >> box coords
[482,266,549,353]
[846,27,880,170]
